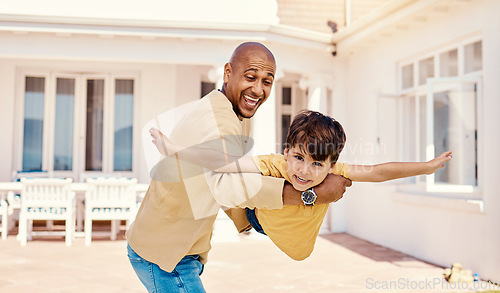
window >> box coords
[398,38,482,193]
[464,41,482,74]
[418,57,434,85]
[18,72,136,180]
[401,96,417,184]
[281,114,291,152]
[279,87,292,152]
[401,64,414,89]
[425,77,479,192]
[282,87,292,105]
[440,49,458,77]
[201,82,215,98]
[275,82,306,153]
[85,79,105,171]
[114,79,134,171]
[22,77,45,171]
[54,78,75,171]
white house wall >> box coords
[0,19,337,183]
[336,0,499,280]
[0,0,280,26]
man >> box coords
[126,42,351,292]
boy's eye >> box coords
[294,155,304,161]
[313,162,323,167]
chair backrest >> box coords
[13,170,51,182]
[79,172,122,183]
[20,178,74,208]
[85,177,137,209]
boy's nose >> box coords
[298,164,310,175]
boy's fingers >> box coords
[437,151,452,159]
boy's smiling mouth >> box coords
[293,175,311,185]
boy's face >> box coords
[284,146,334,191]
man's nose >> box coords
[251,81,264,97]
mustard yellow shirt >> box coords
[252,154,350,261]
[127,91,285,272]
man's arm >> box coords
[150,127,260,173]
[349,151,452,182]
[152,125,351,206]
[282,173,352,205]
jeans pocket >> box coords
[127,244,146,262]
[177,255,204,276]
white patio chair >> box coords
[76,172,122,232]
[84,177,137,246]
[10,170,53,231]
[0,198,8,240]
[18,178,76,246]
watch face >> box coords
[302,190,316,204]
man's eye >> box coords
[263,80,273,85]
[245,76,255,80]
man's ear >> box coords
[223,63,232,83]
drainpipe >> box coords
[344,0,351,27]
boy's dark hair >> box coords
[285,110,346,165]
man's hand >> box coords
[150,127,174,156]
[282,174,351,205]
[314,174,352,204]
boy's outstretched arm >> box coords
[151,127,351,205]
[150,127,259,173]
[348,151,453,182]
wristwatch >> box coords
[301,188,317,206]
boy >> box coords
[150,110,452,261]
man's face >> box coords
[223,49,275,119]
[284,146,334,191]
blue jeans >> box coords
[245,208,267,235]
[127,244,205,293]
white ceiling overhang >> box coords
[332,0,476,52]
[0,13,335,52]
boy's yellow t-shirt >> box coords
[252,154,350,261]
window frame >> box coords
[396,37,483,196]
[425,76,482,194]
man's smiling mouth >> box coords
[243,95,260,108]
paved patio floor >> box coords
[0,220,497,293]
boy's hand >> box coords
[425,151,452,174]
[150,127,172,156]
[314,174,352,204]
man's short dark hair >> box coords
[285,110,346,165]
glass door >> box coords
[19,72,135,181]
[51,75,78,179]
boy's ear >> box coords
[283,148,289,158]
[329,162,336,173]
